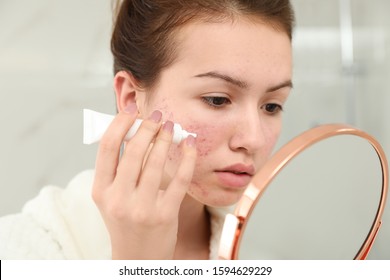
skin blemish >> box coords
[148,98,172,121]
[185,123,216,157]
[188,181,209,198]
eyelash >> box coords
[262,103,284,115]
[201,96,231,107]
[201,96,284,115]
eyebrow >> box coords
[194,71,293,92]
[194,71,249,89]
[267,80,293,92]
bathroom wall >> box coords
[0,0,114,217]
[0,0,389,259]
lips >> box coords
[215,164,255,189]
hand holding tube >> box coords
[83,109,197,145]
[91,103,197,259]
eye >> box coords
[262,103,283,115]
[202,96,231,108]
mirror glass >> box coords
[238,134,383,259]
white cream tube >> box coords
[83,109,197,145]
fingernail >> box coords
[186,135,196,147]
[149,110,162,123]
[163,121,174,133]
[124,103,137,114]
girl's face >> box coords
[138,18,292,207]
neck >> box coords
[174,194,211,260]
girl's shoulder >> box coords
[0,170,110,259]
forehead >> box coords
[171,18,292,90]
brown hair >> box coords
[111,0,295,89]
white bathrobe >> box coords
[0,170,229,259]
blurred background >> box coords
[0,0,389,259]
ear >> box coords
[114,71,144,112]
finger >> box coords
[94,103,138,189]
[137,121,174,198]
[114,110,162,190]
[164,135,197,208]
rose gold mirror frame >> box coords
[218,124,389,260]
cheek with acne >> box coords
[188,181,210,197]
[185,123,218,157]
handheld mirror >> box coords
[218,124,388,259]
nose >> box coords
[229,110,270,155]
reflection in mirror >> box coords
[238,135,383,259]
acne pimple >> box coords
[186,124,215,157]
[153,99,172,120]
[189,181,209,197]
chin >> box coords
[188,184,245,208]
